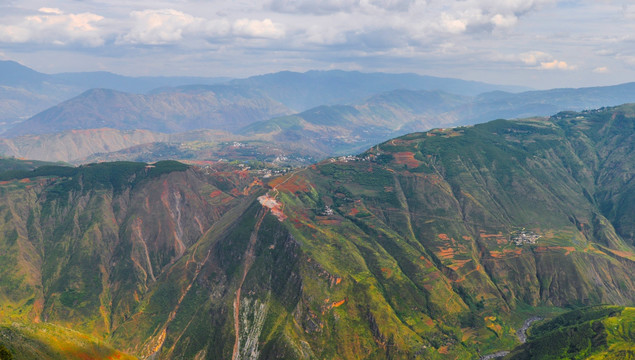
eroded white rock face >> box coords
[237,297,269,360]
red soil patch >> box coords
[438,233,450,241]
[380,267,393,277]
[209,190,223,198]
[447,259,471,271]
[230,188,242,197]
[19,178,30,183]
[267,175,287,188]
[392,152,420,168]
[535,246,576,255]
[438,346,450,354]
[504,248,522,256]
[0,181,9,185]
[331,299,346,308]
[462,235,472,240]
[243,178,264,195]
[269,174,310,193]
[335,277,342,285]
[437,247,455,259]
[490,248,522,258]
[479,232,504,238]
[348,208,359,216]
[322,298,347,313]
[553,246,575,255]
[605,248,634,259]
[384,186,394,192]
[221,196,234,204]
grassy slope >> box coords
[0,322,136,360]
[505,306,635,359]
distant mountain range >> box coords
[2,86,292,137]
[242,82,635,155]
[5,60,635,164]
[0,60,230,131]
[0,60,525,131]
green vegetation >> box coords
[0,105,634,359]
[0,322,136,360]
[506,306,635,360]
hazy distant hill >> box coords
[0,127,314,166]
[7,60,635,164]
[241,83,635,156]
[0,60,229,131]
[0,128,170,162]
[0,60,229,93]
[229,69,528,111]
[0,61,528,133]
[3,86,293,137]
[468,82,635,121]
[240,89,469,155]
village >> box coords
[510,228,541,246]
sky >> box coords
[1,0,634,89]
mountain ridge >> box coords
[0,105,633,359]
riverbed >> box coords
[479,316,544,359]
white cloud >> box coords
[38,8,63,15]
[118,9,283,44]
[440,14,467,34]
[491,13,517,28]
[518,51,574,70]
[593,66,609,73]
[0,8,104,46]
[120,9,208,45]
[539,59,574,70]
[0,0,629,88]
[431,0,555,34]
[520,51,552,66]
[232,18,285,39]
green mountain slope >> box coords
[0,105,633,359]
[111,105,633,358]
[0,322,136,360]
[505,305,635,359]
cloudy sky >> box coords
[1,0,634,89]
